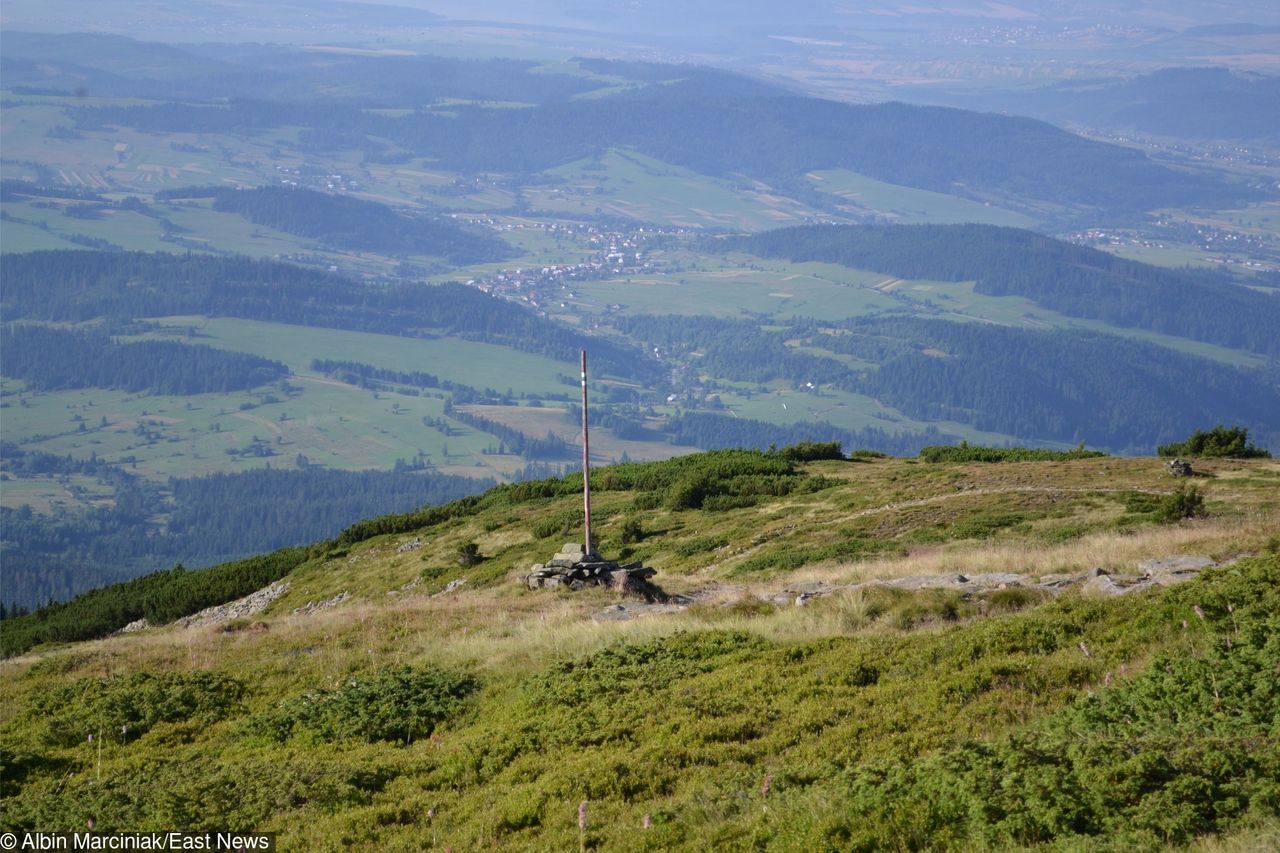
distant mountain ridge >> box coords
[934,67,1280,141]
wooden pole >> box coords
[581,350,593,556]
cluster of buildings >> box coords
[465,220,687,308]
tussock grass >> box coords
[779,511,1280,591]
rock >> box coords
[611,570,654,596]
[785,581,830,595]
[1082,573,1132,596]
[119,618,149,634]
[1165,458,1193,477]
[964,573,1027,588]
[291,591,349,616]
[593,602,687,622]
[396,537,423,553]
[523,542,660,597]
[1138,555,1215,577]
[176,582,290,628]
[886,574,973,591]
[432,578,468,598]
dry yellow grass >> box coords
[781,510,1280,591]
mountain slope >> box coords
[2,449,1278,848]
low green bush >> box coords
[247,666,477,745]
[921,443,1107,463]
[531,508,584,539]
[1157,484,1206,522]
[775,441,845,462]
[32,672,246,747]
[731,535,897,575]
[674,535,730,558]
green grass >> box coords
[0,376,502,484]
[0,474,114,513]
[716,386,1025,447]
[808,168,1041,228]
[141,316,576,395]
[562,257,899,320]
[527,149,820,230]
[1,314,587,491]
[1,201,172,253]
[2,450,1278,847]
[0,218,82,252]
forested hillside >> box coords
[0,251,660,382]
[731,224,1280,356]
[614,313,1280,451]
[0,325,287,394]
[155,185,514,263]
[71,93,1247,212]
[1,445,492,609]
[829,317,1280,450]
[968,67,1280,141]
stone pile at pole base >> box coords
[524,542,657,593]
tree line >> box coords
[442,401,573,460]
[1,324,287,394]
[821,316,1280,452]
[1,453,493,610]
[0,548,309,657]
[665,412,951,456]
[158,185,512,264]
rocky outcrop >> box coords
[432,578,469,598]
[173,582,290,628]
[587,554,1218,622]
[292,591,349,616]
[1165,458,1193,477]
[524,542,659,593]
[772,555,1218,606]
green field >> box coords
[0,376,517,484]
[561,258,900,319]
[2,313,591,488]
[807,168,1042,227]
[527,149,820,230]
[140,317,578,395]
[899,278,1268,368]
[0,473,115,513]
[715,385,1026,446]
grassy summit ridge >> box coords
[2,449,1278,849]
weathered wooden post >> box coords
[580,350,593,556]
